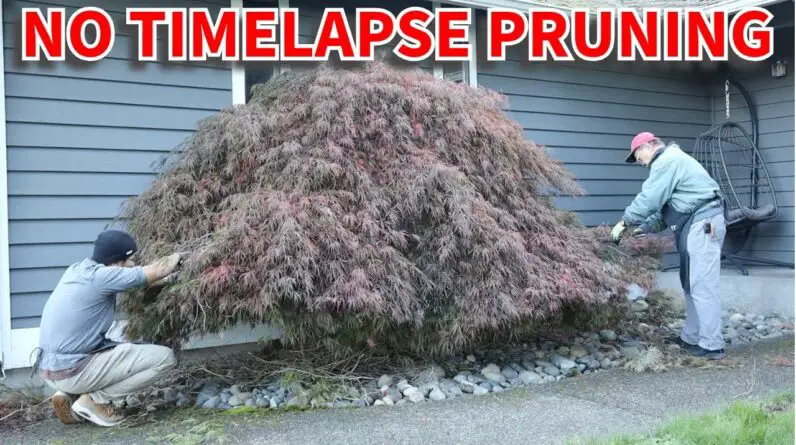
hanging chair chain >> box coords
[725,78,730,120]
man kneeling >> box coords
[34,230,183,427]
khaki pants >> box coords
[681,212,727,351]
[43,343,177,405]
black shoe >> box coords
[689,345,727,360]
[665,335,695,348]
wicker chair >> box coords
[691,122,793,275]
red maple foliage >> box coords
[118,64,669,357]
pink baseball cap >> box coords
[626,131,656,163]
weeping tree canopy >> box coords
[118,63,671,358]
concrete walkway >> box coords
[3,337,794,445]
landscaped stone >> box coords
[378,375,394,387]
[429,387,446,401]
[136,307,794,417]
[473,386,489,396]
[483,372,506,384]
[551,355,577,370]
[569,344,588,359]
[501,367,519,379]
[600,330,617,341]
[519,371,542,384]
[202,396,220,409]
[286,396,309,408]
[538,365,555,376]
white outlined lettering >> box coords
[685,9,728,61]
[356,8,396,61]
[435,7,471,61]
[66,7,115,62]
[22,8,66,61]
[571,8,614,62]
[730,7,773,61]
[126,8,168,61]
[394,7,435,62]
[528,9,573,62]
[190,8,239,61]
[241,8,278,61]
[486,8,526,61]
[617,8,661,61]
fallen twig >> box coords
[733,357,758,400]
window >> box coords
[244,61,279,103]
[432,2,477,87]
[441,61,468,84]
[232,0,286,104]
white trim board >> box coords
[0,0,11,377]
[4,324,283,370]
[231,0,246,105]
[467,8,477,88]
[432,1,444,80]
[231,0,290,106]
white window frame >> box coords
[432,1,478,87]
[231,0,289,105]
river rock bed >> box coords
[133,305,793,412]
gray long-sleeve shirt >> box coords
[37,258,147,372]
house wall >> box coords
[3,0,719,329]
[3,0,232,329]
[3,0,790,347]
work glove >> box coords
[164,270,181,284]
[172,251,190,271]
[611,220,626,242]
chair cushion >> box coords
[726,204,776,223]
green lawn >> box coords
[571,392,794,445]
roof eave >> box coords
[440,0,574,13]
[706,0,792,13]
[442,0,793,14]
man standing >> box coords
[611,132,727,360]
[35,229,184,427]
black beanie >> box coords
[92,230,138,265]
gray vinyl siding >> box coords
[4,0,231,328]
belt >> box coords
[39,355,93,381]
[693,197,723,219]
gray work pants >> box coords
[680,212,727,351]
[43,343,176,405]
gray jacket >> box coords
[623,142,722,233]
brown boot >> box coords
[51,391,83,425]
[71,394,124,427]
